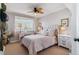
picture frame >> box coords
[61,18,69,27]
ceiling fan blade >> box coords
[26,7,44,16]
[40,12,44,14]
[27,11,33,13]
[26,9,33,13]
[37,7,44,14]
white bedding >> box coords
[21,34,57,55]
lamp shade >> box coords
[60,26,66,31]
[59,25,68,34]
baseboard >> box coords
[9,40,19,43]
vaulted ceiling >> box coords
[6,3,67,18]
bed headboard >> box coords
[42,25,58,36]
[43,25,58,31]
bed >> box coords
[20,25,57,55]
[21,34,57,55]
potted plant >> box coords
[0,3,8,51]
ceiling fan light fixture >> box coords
[27,7,44,17]
[34,12,39,16]
[34,8,37,13]
[34,7,44,14]
[34,13,37,16]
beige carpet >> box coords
[4,42,69,55]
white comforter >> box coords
[21,34,56,55]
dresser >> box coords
[58,34,72,50]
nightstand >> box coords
[74,39,79,55]
[58,34,72,50]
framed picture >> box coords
[61,18,69,27]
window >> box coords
[15,16,35,32]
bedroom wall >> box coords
[7,13,15,32]
[76,3,79,38]
[39,8,71,30]
[65,3,76,38]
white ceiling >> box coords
[6,3,67,18]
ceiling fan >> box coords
[27,7,44,15]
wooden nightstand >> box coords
[58,34,72,50]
